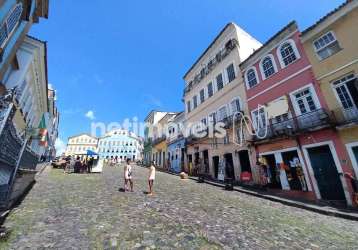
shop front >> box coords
[256,140,316,201]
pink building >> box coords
[240,21,354,206]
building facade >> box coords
[65,134,98,158]
[241,21,353,205]
[143,110,167,165]
[97,129,142,161]
[152,112,176,169]
[0,0,48,83]
[301,0,358,205]
[167,111,186,173]
[183,23,261,180]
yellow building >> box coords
[301,0,358,185]
[151,113,177,169]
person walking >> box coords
[87,157,94,173]
[124,159,133,192]
[74,157,82,173]
[148,161,156,195]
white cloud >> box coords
[85,110,95,120]
[55,138,66,156]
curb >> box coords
[198,177,358,221]
[151,167,358,221]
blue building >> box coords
[97,129,142,162]
[167,112,186,173]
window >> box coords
[246,68,258,88]
[252,107,267,130]
[201,117,207,126]
[209,112,217,124]
[226,63,236,82]
[313,31,340,60]
[279,41,298,66]
[200,89,205,103]
[293,88,317,114]
[218,106,228,121]
[193,95,198,109]
[187,101,191,113]
[261,56,276,78]
[333,74,358,110]
[0,3,23,48]
[230,98,240,114]
[216,73,224,91]
[207,82,213,97]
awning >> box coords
[86,150,98,156]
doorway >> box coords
[224,153,235,179]
[263,154,282,189]
[307,145,346,202]
[203,150,209,173]
[238,150,251,173]
[212,156,219,178]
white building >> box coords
[97,129,142,161]
[4,35,51,157]
[65,134,98,157]
[183,23,262,180]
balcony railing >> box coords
[331,106,358,126]
[151,135,166,146]
[254,108,332,141]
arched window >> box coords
[278,40,299,67]
[246,68,258,88]
[261,56,276,78]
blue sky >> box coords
[29,0,344,150]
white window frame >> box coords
[216,72,225,91]
[277,39,301,69]
[259,54,278,80]
[199,88,206,104]
[289,83,321,116]
[331,74,357,110]
[245,66,260,89]
[225,61,237,84]
[312,31,339,60]
[229,97,242,115]
[217,104,228,121]
[0,3,23,49]
[250,106,267,130]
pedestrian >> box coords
[148,161,156,195]
[124,158,133,192]
[88,157,94,173]
[74,157,82,173]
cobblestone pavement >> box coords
[1,166,358,250]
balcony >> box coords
[151,135,166,146]
[331,106,358,127]
[253,109,332,141]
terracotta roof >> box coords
[301,0,352,35]
[183,22,234,79]
[239,21,297,67]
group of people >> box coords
[124,159,156,196]
[64,156,95,174]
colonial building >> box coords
[152,112,177,169]
[0,0,49,83]
[167,111,186,173]
[65,134,98,157]
[143,110,167,165]
[241,20,353,205]
[97,129,142,161]
[301,0,358,206]
[45,84,60,161]
[183,22,261,181]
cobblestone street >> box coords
[1,165,358,249]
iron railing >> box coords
[331,106,358,126]
[254,108,332,141]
